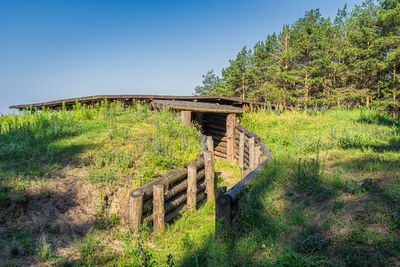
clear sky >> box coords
[0,0,363,114]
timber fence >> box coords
[128,135,217,233]
[215,124,271,239]
[127,111,271,238]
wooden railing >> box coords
[215,124,271,239]
[128,136,217,233]
[127,111,271,238]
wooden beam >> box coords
[226,114,236,162]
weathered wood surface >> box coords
[152,100,244,114]
[226,113,236,161]
[248,137,255,170]
[153,185,165,232]
[206,136,214,152]
[187,163,197,211]
[181,111,191,126]
[214,150,227,159]
[10,94,263,110]
[141,169,205,214]
[129,189,144,233]
[204,151,215,201]
[131,158,204,201]
[143,188,207,224]
[238,132,245,170]
[236,125,270,159]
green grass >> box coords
[111,108,398,266]
[0,100,202,187]
[2,107,400,266]
[0,100,202,265]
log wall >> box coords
[128,136,215,233]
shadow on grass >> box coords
[372,137,400,153]
[0,185,99,265]
[0,123,101,265]
[333,153,400,173]
[358,111,400,128]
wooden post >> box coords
[181,111,191,126]
[153,185,165,232]
[255,144,261,166]
[238,132,245,170]
[226,113,236,162]
[249,137,255,170]
[215,186,227,200]
[215,194,231,240]
[204,151,215,201]
[196,112,204,130]
[129,189,144,233]
[207,136,214,153]
[187,162,197,211]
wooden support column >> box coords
[187,162,197,211]
[238,132,245,170]
[181,111,191,126]
[207,136,214,153]
[215,194,231,240]
[204,151,215,201]
[215,186,227,200]
[129,189,144,233]
[196,112,204,130]
[255,144,261,166]
[226,113,236,162]
[153,185,165,232]
[249,137,255,170]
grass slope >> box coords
[0,101,202,265]
[2,107,399,266]
[126,108,400,266]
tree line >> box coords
[194,0,400,117]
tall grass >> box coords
[0,100,202,185]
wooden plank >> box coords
[214,150,227,159]
[214,146,227,154]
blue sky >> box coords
[0,0,363,114]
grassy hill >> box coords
[0,101,202,265]
[1,107,399,266]
[132,109,400,266]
